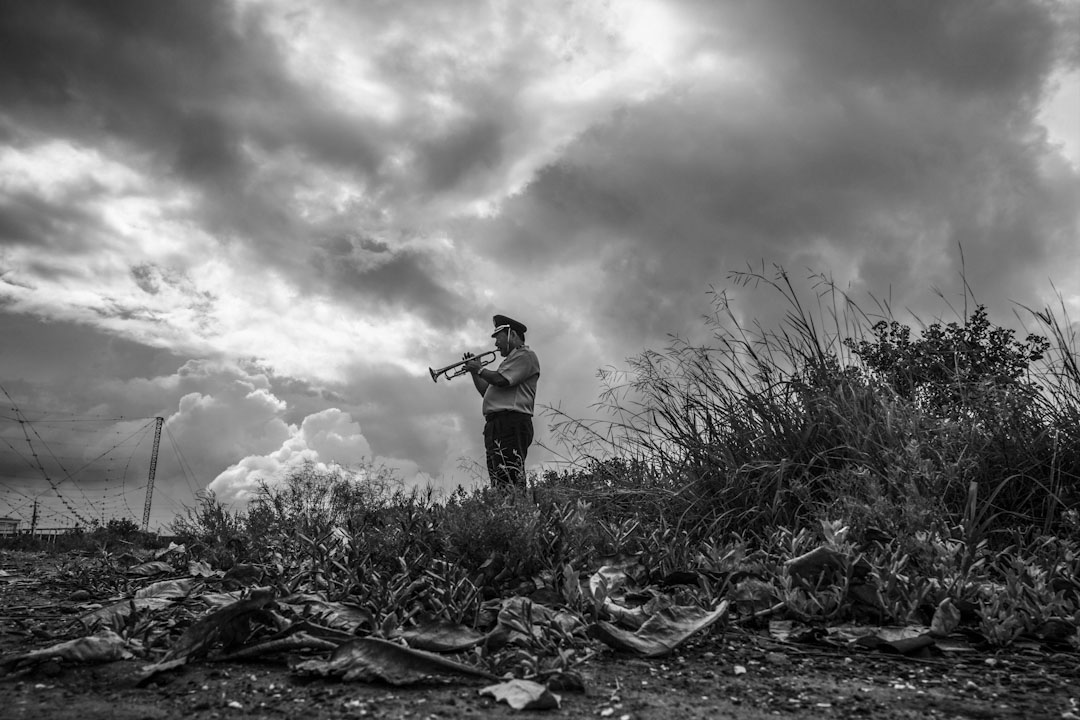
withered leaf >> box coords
[294,637,498,685]
[136,587,276,685]
[480,679,561,710]
[401,617,487,652]
[1,629,132,671]
[588,601,728,657]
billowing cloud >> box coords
[206,407,431,506]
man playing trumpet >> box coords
[463,315,540,489]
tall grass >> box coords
[549,264,1080,545]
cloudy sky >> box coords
[1,0,1077,531]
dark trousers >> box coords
[483,411,533,489]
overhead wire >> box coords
[0,398,198,529]
[0,407,169,526]
[0,384,91,525]
[164,424,203,497]
[30,418,156,498]
[1,414,159,521]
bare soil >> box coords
[2,551,1077,719]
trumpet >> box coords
[429,351,497,382]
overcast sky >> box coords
[1,0,1078,531]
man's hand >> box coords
[462,352,482,374]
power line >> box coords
[0,395,200,530]
[165,424,203,497]
[30,419,157,499]
[0,414,155,423]
[1,384,91,525]
[1,413,164,520]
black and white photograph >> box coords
[1,1,1078,717]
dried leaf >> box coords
[293,637,498,685]
[827,624,924,643]
[155,542,186,559]
[137,587,276,684]
[497,596,547,636]
[213,631,340,662]
[279,593,374,634]
[588,601,728,657]
[601,594,656,629]
[401,617,486,652]
[480,679,561,710]
[163,587,276,662]
[1,629,132,670]
[79,597,174,631]
[880,634,937,656]
[199,591,248,609]
[930,597,961,637]
[769,620,828,645]
[587,564,638,602]
[134,578,196,599]
[187,560,219,577]
[127,561,174,577]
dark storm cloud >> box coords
[309,236,463,326]
[0,0,634,332]
[457,0,1078,357]
[0,0,383,270]
[0,311,186,410]
[712,0,1062,99]
[419,118,506,193]
[0,191,100,252]
[0,2,250,141]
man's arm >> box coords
[470,368,489,396]
[470,367,509,395]
[464,352,511,394]
[478,368,510,387]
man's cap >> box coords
[492,314,527,337]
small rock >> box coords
[68,590,92,602]
[765,652,791,667]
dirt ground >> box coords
[2,551,1078,720]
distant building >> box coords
[0,517,19,536]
